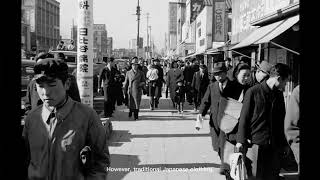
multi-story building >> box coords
[93,24,108,63]
[107,37,113,57]
[129,38,143,50]
[22,0,60,52]
[71,24,77,50]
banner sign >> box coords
[213,1,225,42]
[77,0,93,107]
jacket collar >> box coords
[42,96,75,124]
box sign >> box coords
[232,0,292,43]
[196,6,213,54]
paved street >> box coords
[95,94,226,180]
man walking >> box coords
[98,57,118,118]
[124,58,146,120]
[153,58,165,108]
[197,62,240,158]
[23,58,110,179]
[236,63,291,179]
[191,64,210,112]
[183,60,194,105]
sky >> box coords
[58,0,179,50]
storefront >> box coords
[231,0,300,104]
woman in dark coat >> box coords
[166,61,184,108]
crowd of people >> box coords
[21,51,300,180]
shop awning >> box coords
[231,15,299,50]
[255,15,299,44]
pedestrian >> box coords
[191,64,210,112]
[197,62,241,176]
[153,58,165,108]
[24,52,81,115]
[225,58,234,81]
[166,60,184,108]
[219,62,253,179]
[98,57,118,118]
[284,85,300,171]
[236,63,291,179]
[183,60,194,105]
[123,58,146,120]
[56,40,66,50]
[22,58,110,179]
[142,61,149,77]
[146,64,159,110]
[67,39,75,51]
[174,79,185,114]
[251,60,273,86]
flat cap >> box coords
[33,58,69,80]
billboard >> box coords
[195,6,213,53]
[231,0,292,43]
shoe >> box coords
[134,118,138,120]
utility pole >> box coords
[136,0,141,57]
[149,25,152,58]
[146,12,150,59]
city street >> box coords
[95,94,226,180]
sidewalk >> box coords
[95,94,226,180]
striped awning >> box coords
[226,0,232,10]
[203,0,213,6]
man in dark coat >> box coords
[183,60,194,105]
[153,58,165,108]
[98,57,119,117]
[198,62,240,157]
[236,63,291,179]
[191,64,210,112]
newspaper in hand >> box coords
[195,114,204,131]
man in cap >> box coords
[98,57,119,118]
[197,62,241,175]
[22,58,110,179]
[236,63,291,179]
[24,52,81,115]
[153,58,165,108]
[124,57,146,120]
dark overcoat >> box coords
[199,79,241,152]
[166,68,184,100]
[124,69,146,110]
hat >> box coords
[212,62,227,73]
[131,58,139,64]
[256,61,272,74]
[33,58,69,81]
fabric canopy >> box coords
[231,15,299,50]
[255,15,299,44]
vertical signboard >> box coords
[77,0,93,107]
[213,1,225,42]
[190,0,205,23]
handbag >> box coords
[218,97,243,134]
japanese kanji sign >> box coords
[77,0,93,107]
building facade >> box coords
[107,37,113,57]
[93,24,108,63]
[22,0,60,52]
[167,2,178,58]
[71,24,77,50]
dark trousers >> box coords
[103,86,114,117]
[177,102,184,112]
[129,109,139,119]
[154,83,162,107]
[149,82,156,109]
[185,83,193,104]
[244,144,281,180]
